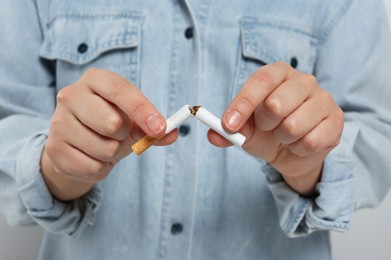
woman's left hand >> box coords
[208,62,344,196]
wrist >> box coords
[281,163,323,197]
[40,149,94,201]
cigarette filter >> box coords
[192,106,246,146]
[131,105,192,155]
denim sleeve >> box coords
[266,0,391,237]
[0,1,103,238]
[265,136,355,237]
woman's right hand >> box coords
[41,68,177,201]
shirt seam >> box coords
[317,0,354,45]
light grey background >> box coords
[1,1,391,259]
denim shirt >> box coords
[1,0,391,259]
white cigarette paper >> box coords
[192,106,246,146]
[165,104,192,133]
[132,105,192,155]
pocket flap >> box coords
[39,10,144,65]
[240,17,317,73]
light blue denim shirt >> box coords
[1,0,391,259]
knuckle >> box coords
[273,61,292,76]
[83,67,102,80]
[252,69,275,90]
[105,114,125,136]
[282,118,300,138]
[302,73,317,85]
[85,161,108,177]
[109,77,129,100]
[104,140,121,160]
[274,61,290,70]
[264,97,282,116]
[56,87,72,105]
[319,90,334,104]
[300,74,318,92]
[238,92,258,111]
[301,134,320,152]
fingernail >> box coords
[146,114,165,135]
[225,110,242,131]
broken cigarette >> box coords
[190,106,246,147]
[131,105,192,155]
[132,104,247,155]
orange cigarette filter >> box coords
[131,135,160,155]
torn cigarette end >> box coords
[189,105,201,116]
[131,135,160,155]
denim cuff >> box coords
[265,136,355,238]
[16,131,103,238]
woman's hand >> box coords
[41,68,178,201]
[209,62,344,196]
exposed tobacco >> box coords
[189,105,201,116]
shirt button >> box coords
[179,124,190,137]
[171,223,183,235]
[290,57,298,68]
[184,27,194,39]
[77,43,89,54]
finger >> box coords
[129,126,179,147]
[154,129,179,146]
[57,87,131,141]
[254,74,316,131]
[223,62,293,132]
[81,68,166,137]
[129,121,148,141]
[53,109,132,162]
[288,115,343,157]
[272,93,331,145]
[207,129,234,147]
[45,137,112,181]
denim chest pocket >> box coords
[231,17,318,100]
[39,10,144,88]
